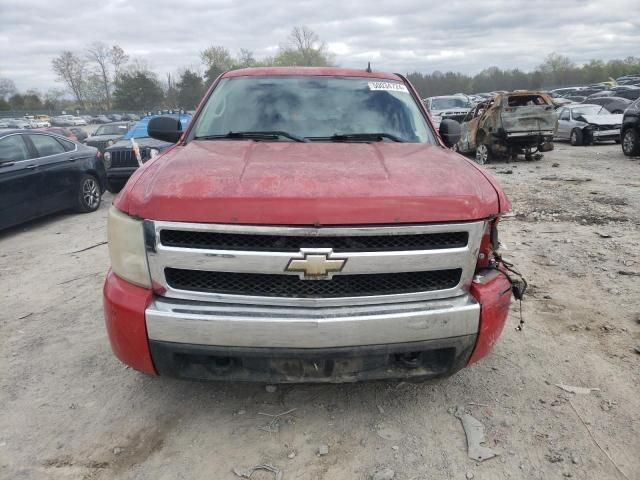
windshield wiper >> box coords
[306,133,405,143]
[195,131,308,143]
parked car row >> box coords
[0,117,50,129]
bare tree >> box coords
[87,42,112,109]
[126,57,153,75]
[275,26,334,67]
[0,77,17,99]
[110,45,129,83]
[52,51,87,107]
[237,48,256,68]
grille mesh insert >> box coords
[160,230,468,252]
[164,268,462,298]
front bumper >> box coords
[106,167,137,181]
[104,269,512,382]
[591,129,620,141]
[145,295,480,348]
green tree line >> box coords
[409,53,640,98]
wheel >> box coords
[475,143,490,165]
[622,128,640,156]
[76,174,101,213]
[570,128,583,146]
[612,110,623,114]
[106,179,125,194]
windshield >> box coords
[429,97,471,110]
[96,124,128,135]
[571,105,604,117]
[192,76,435,143]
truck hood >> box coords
[117,141,506,225]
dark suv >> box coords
[621,98,640,156]
[103,113,191,193]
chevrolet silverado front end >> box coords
[104,67,515,383]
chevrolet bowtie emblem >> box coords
[286,249,347,280]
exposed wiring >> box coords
[492,252,528,331]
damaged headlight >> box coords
[107,207,151,288]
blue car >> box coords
[103,113,192,193]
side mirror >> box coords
[148,116,182,143]
[439,119,461,148]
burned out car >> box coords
[554,104,622,146]
[103,113,191,193]
[455,91,557,164]
[84,122,131,152]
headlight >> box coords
[149,148,159,159]
[107,139,114,146]
[103,151,112,169]
[107,207,151,288]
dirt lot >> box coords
[1,142,639,480]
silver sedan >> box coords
[555,104,622,146]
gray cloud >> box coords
[1,0,639,92]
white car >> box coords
[25,118,50,128]
[423,95,473,128]
[70,116,87,126]
[7,118,32,129]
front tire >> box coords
[622,128,640,156]
[570,128,583,146]
[475,143,490,165]
[76,174,101,213]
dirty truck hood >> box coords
[117,141,505,225]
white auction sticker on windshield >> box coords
[368,81,409,93]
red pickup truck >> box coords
[104,67,515,383]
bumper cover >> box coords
[145,294,480,348]
[103,269,512,382]
[150,336,477,383]
[106,167,137,181]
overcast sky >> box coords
[1,0,639,92]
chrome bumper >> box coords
[145,293,480,349]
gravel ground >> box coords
[1,142,639,480]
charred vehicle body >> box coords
[554,104,623,146]
[84,122,131,152]
[456,91,557,164]
[103,113,191,193]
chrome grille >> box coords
[145,221,486,307]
